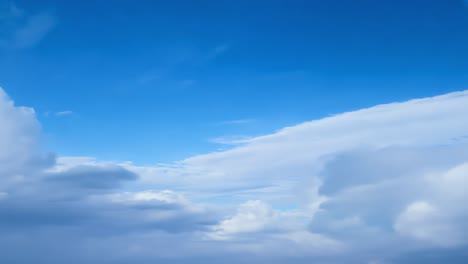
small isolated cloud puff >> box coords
[218,118,255,125]
[54,110,73,116]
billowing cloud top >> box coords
[1,87,468,263]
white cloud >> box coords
[393,162,468,247]
[106,190,192,207]
[130,91,468,206]
[209,135,252,145]
[394,201,453,246]
[0,88,38,157]
[0,86,216,261]
[126,90,468,260]
[2,86,468,263]
[209,200,277,240]
[0,87,48,188]
[431,162,468,201]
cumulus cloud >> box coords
[209,200,278,240]
[394,163,468,247]
[394,201,452,245]
[0,89,39,158]
[1,86,468,263]
[0,88,51,190]
[0,87,217,262]
[128,90,468,262]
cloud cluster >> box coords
[1,86,468,263]
[0,88,216,263]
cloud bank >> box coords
[1,87,468,263]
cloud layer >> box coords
[1,87,468,263]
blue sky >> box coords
[1,0,468,163]
[1,1,468,264]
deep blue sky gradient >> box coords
[1,0,468,163]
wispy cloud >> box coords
[0,2,24,20]
[13,12,56,49]
[179,79,197,87]
[0,3,56,49]
[44,110,74,117]
[219,118,255,125]
[210,135,252,145]
[54,110,73,117]
[136,70,161,85]
[208,43,230,60]
[136,43,230,86]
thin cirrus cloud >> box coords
[219,118,256,125]
[136,44,230,87]
[209,135,252,145]
[13,12,56,49]
[54,110,73,116]
[0,3,56,49]
[1,86,468,263]
[43,110,74,117]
